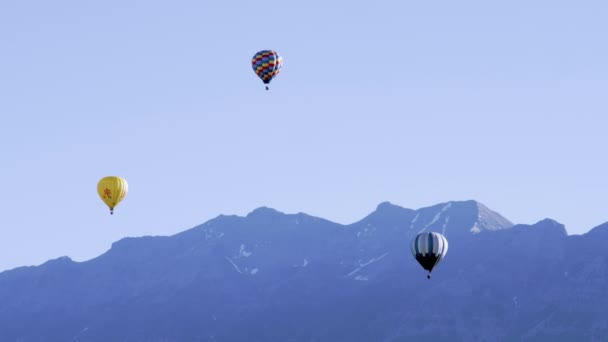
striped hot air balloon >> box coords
[411,232,448,279]
[251,50,283,90]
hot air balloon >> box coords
[97,176,128,215]
[251,50,283,90]
[411,232,448,279]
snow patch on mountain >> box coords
[239,244,252,258]
[419,213,441,233]
[470,223,481,233]
[357,224,376,238]
[419,203,453,233]
[225,257,242,274]
[346,252,389,277]
[410,213,420,230]
[475,202,514,231]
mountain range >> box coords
[1,200,607,341]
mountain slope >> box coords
[1,201,606,341]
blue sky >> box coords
[1,0,606,271]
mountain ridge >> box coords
[1,200,607,341]
[0,199,596,276]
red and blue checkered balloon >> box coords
[251,50,283,90]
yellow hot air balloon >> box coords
[97,176,128,215]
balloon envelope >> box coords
[97,176,128,214]
[411,232,448,277]
[251,50,283,88]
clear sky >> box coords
[1,0,606,271]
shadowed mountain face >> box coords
[1,200,607,341]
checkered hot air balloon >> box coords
[411,232,449,279]
[251,50,283,90]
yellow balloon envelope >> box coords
[97,176,128,215]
